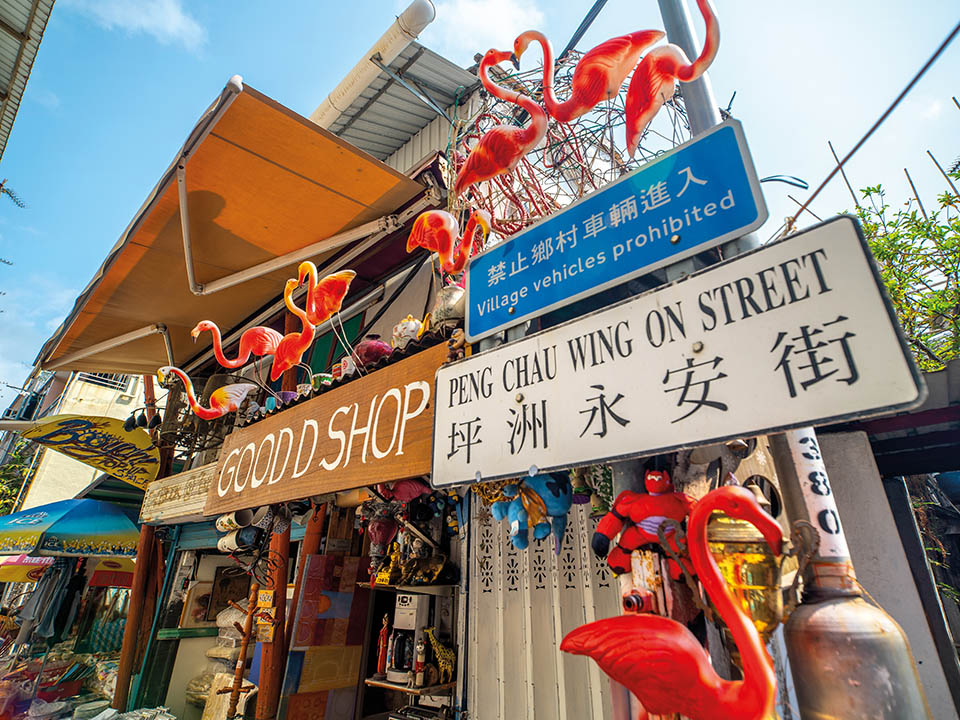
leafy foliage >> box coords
[0,440,38,516]
[851,182,960,371]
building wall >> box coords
[19,373,149,510]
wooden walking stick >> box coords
[217,581,259,719]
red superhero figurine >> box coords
[592,469,695,580]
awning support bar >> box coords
[370,55,453,123]
[45,324,174,371]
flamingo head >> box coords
[285,278,299,296]
[297,260,317,288]
[472,209,492,239]
[483,48,519,72]
[512,32,538,65]
[157,366,175,385]
[709,485,783,556]
[190,320,216,341]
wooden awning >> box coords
[36,77,426,375]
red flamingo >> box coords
[625,0,720,156]
[513,29,664,122]
[453,49,548,197]
[270,279,316,383]
[296,264,357,326]
[158,366,257,421]
[191,321,283,369]
[561,484,781,720]
[406,209,492,274]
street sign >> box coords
[465,119,767,341]
[434,216,925,487]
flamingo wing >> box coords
[239,327,283,357]
[574,30,666,103]
[209,383,259,413]
[562,615,724,717]
[624,47,684,157]
[311,270,357,324]
[407,211,455,254]
[454,126,527,196]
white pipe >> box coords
[309,0,436,129]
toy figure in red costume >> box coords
[592,469,695,580]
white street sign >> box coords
[432,216,925,487]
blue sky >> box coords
[0,0,957,404]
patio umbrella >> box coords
[0,499,139,557]
[0,554,53,582]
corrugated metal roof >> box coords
[0,0,55,162]
[326,41,479,162]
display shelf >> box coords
[363,678,455,695]
[357,582,457,597]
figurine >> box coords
[424,627,456,685]
[359,499,402,572]
[430,279,466,333]
[297,263,357,326]
[492,472,572,553]
[399,551,446,586]
[158,367,257,421]
[374,614,390,679]
[406,209,491,274]
[446,328,467,363]
[374,542,404,586]
[413,637,426,688]
[392,314,422,350]
[561,485,781,720]
[378,478,431,504]
[592,469,695,580]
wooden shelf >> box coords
[357,582,457,597]
[364,678,455,695]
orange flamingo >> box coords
[296,264,358,326]
[513,29,664,122]
[270,279,316,383]
[191,321,283,369]
[453,49,548,197]
[561,484,780,720]
[158,366,257,421]
[625,0,719,156]
[406,209,492,274]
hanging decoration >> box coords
[570,464,614,516]
[454,49,548,197]
[157,367,257,422]
[491,472,572,553]
[561,484,781,720]
[592,469,696,580]
[405,209,492,274]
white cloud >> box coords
[921,99,942,121]
[423,0,544,66]
[63,0,205,51]
[30,89,60,110]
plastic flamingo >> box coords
[191,321,283,369]
[270,279,316,383]
[158,366,257,421]
[561,485,781,720]
[406,209,492,274]
[296,264,358,326]
[624,0,719,156]
[513,29,664,122]
[453,49,548,197]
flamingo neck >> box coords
[284,286,312,339]
[478,55,547,149]
[678,0,719,82]
[521,32,562,114]
[206,324,238,368]
[304,267,318,318]
[168,368,209,418]
[448,213,481,274]
[687,502,775,709]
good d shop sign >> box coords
[204,343,448,516]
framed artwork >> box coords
[179,581,214,628]
[207,566,252,621]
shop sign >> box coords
[140,463,215,525]
[205,343,448,515]
[433,216,925,486]
[22,414,160,489]
[465,119,767,341]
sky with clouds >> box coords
[0,0,956,405]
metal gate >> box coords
[467,501,621,719]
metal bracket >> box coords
[370,54,453,124]
[45,323,174,370]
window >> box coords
[76,373,130,392]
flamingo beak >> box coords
[510,53,520,71]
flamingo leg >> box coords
[331,312,364,376]
[253,358,282,403]
[297,363,315,387]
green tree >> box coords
[0,440,38,515]
[852,182,960,371]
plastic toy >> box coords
[424,627,455,685]
[191,321,282,371]
[405,209,492,274]
[592,469,695,579]
[561,484,781,720]
[296,263,357,326]
[269,280,316,382]
[157,367,257,421]
[492,472,572,553]
[454,49,548,197]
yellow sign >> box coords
[23,414,160,489]
[257,589,274,607]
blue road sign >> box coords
[465,119,768,341]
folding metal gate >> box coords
[467,501,621,719]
